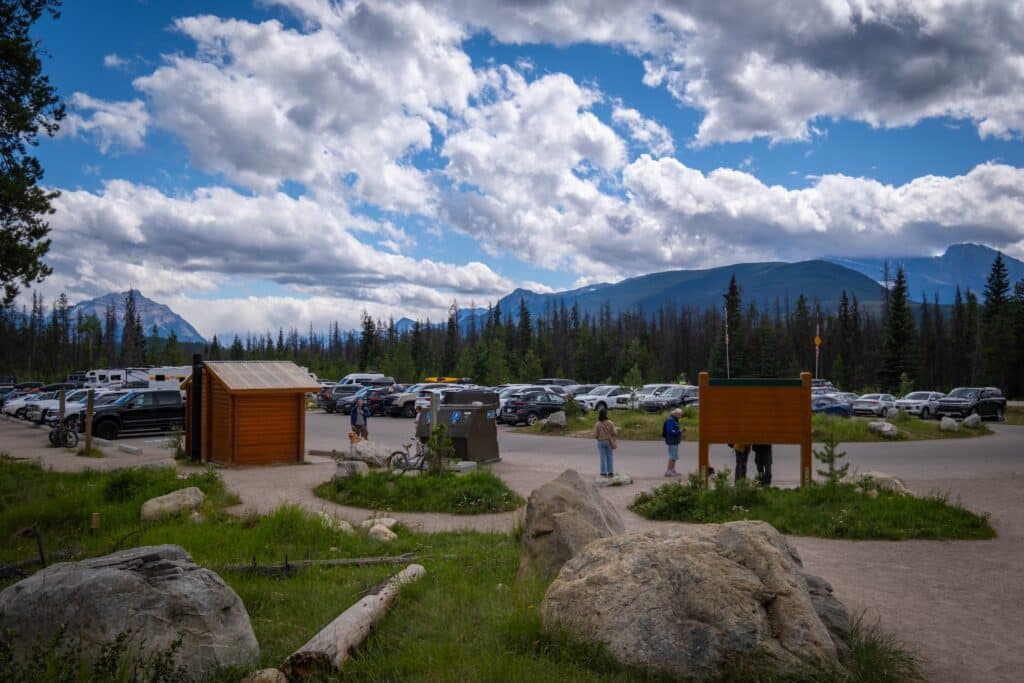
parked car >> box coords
[895,391,945,419]
[335,386,386,415]
[89,389,185,439]
[831,392,860,405]
[635,384,677,402]
[315,382,336,408]
[563,383,598,398]
[322,384,364,413]
[535,378,576,386]
[641,385,699,412]
[65,390,131,429]
[851,393,896,417]
[26,388,92,424]
[414,387,465,412]
[812,395,852,418]
[502,389,567,425]
[3,391,55,419]
[576,385,634,412]
[935,387,1007,421]
[383,383,441,417]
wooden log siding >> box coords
[184,361,317,466]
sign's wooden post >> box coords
[698,372,710,482]
[800,371,812,486]
[84,389,94,455]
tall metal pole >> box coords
[724,305,731,379]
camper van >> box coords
[336,372,386,385]
[84,368,149,388]
[146,366,191,389]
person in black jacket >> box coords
[350,397,371,439]
[753,444,773,486]
[661,408,684,477]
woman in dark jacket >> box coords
[350,397,371,439]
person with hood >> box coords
[661,408,684,477]
[350,396,371,439]
[593,407,618,477]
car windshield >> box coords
[659,386,685,397]
[66,390,89,402]
[114,392,137,405]
[948,389,977,399]
[589,386,616,396]
[859,394,880,400]
[904,392,930,400]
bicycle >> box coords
[389,440,432,474]
[48,415,79,449]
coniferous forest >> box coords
[3,255,1023,398]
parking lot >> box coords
[3,410,1024,681]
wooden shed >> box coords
[184,361,319,466]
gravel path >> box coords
[4,413,1023,681]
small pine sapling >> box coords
[814,431,849,493]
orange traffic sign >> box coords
[814,335,822,347]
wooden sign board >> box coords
[698,372,813,486]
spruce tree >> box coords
[980,253,1012,390]
[709,275,746,377]
[442,302,459,375]
[878,266,916,392]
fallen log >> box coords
[280,563,426,679]
[220,553,417,576]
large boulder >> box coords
[344,440,393,468]
[0,545,258,677]
[963,413,982,429]
[140,486,205,521]
[542,521,849,679]
[939,416,960,432]
[867,421,899,439]
[334,460,369,479]
[518,469,624,579]
[547,411,567,429]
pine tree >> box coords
[878,266,916,392]
[517,297,531,358]
[358,310,377,371]
[1011,280,1024,398]
[229,335,245,360]
[964,291,980,384]
[709,275,746,377]
[442,302,459,374]
[980,253,1013,390]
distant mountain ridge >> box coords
[486,260,887,323]
[826,244,1024,304]
[69,291,205,344]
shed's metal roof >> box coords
[201,361,320,393]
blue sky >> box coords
[28,1,1024,336]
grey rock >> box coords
[368,524,398,542]
[0,545,258,677]
[593,473,633,487]
[542,521,846,679]
[345,440,392,468]
[939,416,960,432]
[963,413,982,429]
[547,411,567,428]
[867,421,899,438]
[449,460,478,473]
[140,486,205,521]
[240,668,288,683]
[317,511,354,534]
[334,460,369,479]
[843,470,910,496]
[518,469,624,579]
[360,516,399,530]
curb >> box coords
[118,444,142,455]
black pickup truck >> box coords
[934,387,1007,422]
[90,389,185,439]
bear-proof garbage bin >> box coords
[416,391,500,463]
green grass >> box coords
[313,469,523,514]
[0,458,923,682]
[1005,406,1024,426]
[520,408,993,442]
[629,471,995,541]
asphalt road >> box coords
[306,410,1024,485]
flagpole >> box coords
[724,305,731,379]
[815,321,820,379]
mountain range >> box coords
[70,244,1020,339]
[69,291,206,344]
[827,244,1023,304]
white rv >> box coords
[83,367,149,388]
[146,366,191,389]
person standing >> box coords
[350,397,370,439]
[753,444,773,486]
[731,443,751,482]
[661,408,684,477]
[593,407,618,477]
